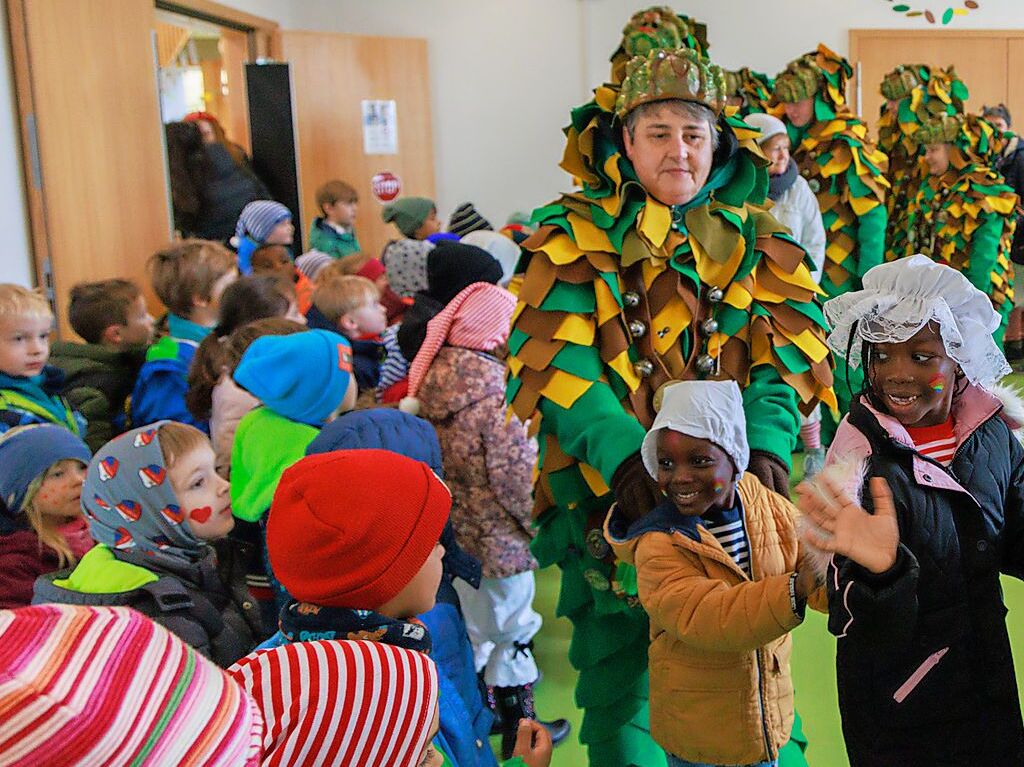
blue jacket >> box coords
[130,316,210,432]
[305,410,495,767]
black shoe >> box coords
[494,684,572,759]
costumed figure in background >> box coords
[506,44,834,767]
[908,113,1018,344]
[772,44,888,432]
[877,65,968,261]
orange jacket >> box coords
[605,473,819,764]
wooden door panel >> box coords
[13,0,171,335]
[1007,40,1024,140]
[280,31,434,258]
[853,33,1008,137]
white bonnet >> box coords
[823,254,1010,388]
[640,380,749,481]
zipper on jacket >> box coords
[754,647,776,761]
[893,647,949,703]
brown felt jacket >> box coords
[604,473,824,764]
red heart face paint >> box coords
[189,506,212,524]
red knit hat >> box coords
[266,449,451,608]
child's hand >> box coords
[793,556,822,601]
[512,719,553,767]
[796,475,899,575]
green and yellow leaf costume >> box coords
[724,67,774,117]
[772,44,890,300]
[877,65,968,261]
[506,47,834,767]
[908,114,1018,342]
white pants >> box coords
[454,571,542,688]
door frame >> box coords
[849,28,1024,119]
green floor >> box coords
[528,445,1024,766]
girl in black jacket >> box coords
[797,255,1024,767]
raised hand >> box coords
[796,475,899,575]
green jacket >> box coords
[50,341,146,452]
[309,217,360,258]
[230,407,319,522]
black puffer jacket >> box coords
[192,143,268,242]
[823,387,1024,767]
[996,136,1024,264]
[33,538,261,668]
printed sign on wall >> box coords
[362,99,398,155]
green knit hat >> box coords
[382,196,435,238]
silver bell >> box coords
[622,291,640,308]
[707,287,724,303]
[696,354,715,374]
[628,320,647,338]
[634,359,654,377]
[702,318,719,335]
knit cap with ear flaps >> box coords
[266,449,451,608]
[233,329,354,426]
[0,604,264,767]
[0,425,91,520]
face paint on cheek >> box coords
[713,481,725,495]
[189,506,212,524]
[928,373,946,393]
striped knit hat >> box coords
[235,200,292,244]
[447,202,492,238]
[295,250,334,281]
[0,604,264,766]
[401,282,516,412]
[228,640,439,767]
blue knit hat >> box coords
[235,200,292,244]
[0,425,91,522]
[233,329,354,425]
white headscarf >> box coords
[640,380,749,482]
[824,254,1010,389]
[460,230,521,287]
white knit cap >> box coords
[824,254,1010,388]
[743,112,788,146]
[640,380,749,482]
[460,230,521,287]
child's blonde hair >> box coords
[156,422,209,470]
[313,276,378,325]
[147,240,237,317]
[22,462,81,568]
[0,284,53,321]
[315,254,370,286]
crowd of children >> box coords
[5,11,1024,765]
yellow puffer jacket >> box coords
[604,473,813,765]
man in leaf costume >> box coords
[908,113,1018,343]
[878,65,968,261]
[506,45,834,767]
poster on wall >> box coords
[362,100,398,155]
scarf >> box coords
[768,158,799,201]
[278,600,432,654]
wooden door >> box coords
[851,30,1012,135]
[8,0,172,337]
[219,28,251,154]
[1007,40,1024,136]
[280,31,435,257]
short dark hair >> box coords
[214,275,291,336]
[67,279,142,344]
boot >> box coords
[494,683,572,760]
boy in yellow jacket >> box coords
[604,380,821,767]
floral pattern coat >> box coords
[417,346,537,579]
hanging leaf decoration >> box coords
[882,0,981,24]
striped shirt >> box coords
[906,416,957,466]
[702,502,752,577]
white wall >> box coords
[282,0,585,232]
[0,0,34,287]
